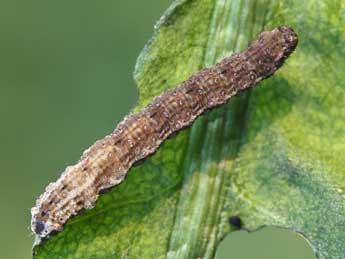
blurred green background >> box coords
[0,1,315,258]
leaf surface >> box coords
[33,0,345,258]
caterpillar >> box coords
[31,26,298,239]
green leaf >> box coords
[33,0,345,258]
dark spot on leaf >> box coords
[229,216,242,229]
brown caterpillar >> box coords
[31,26,298,239]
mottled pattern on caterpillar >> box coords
[31,26,298,239]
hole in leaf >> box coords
[216,227,315,259]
